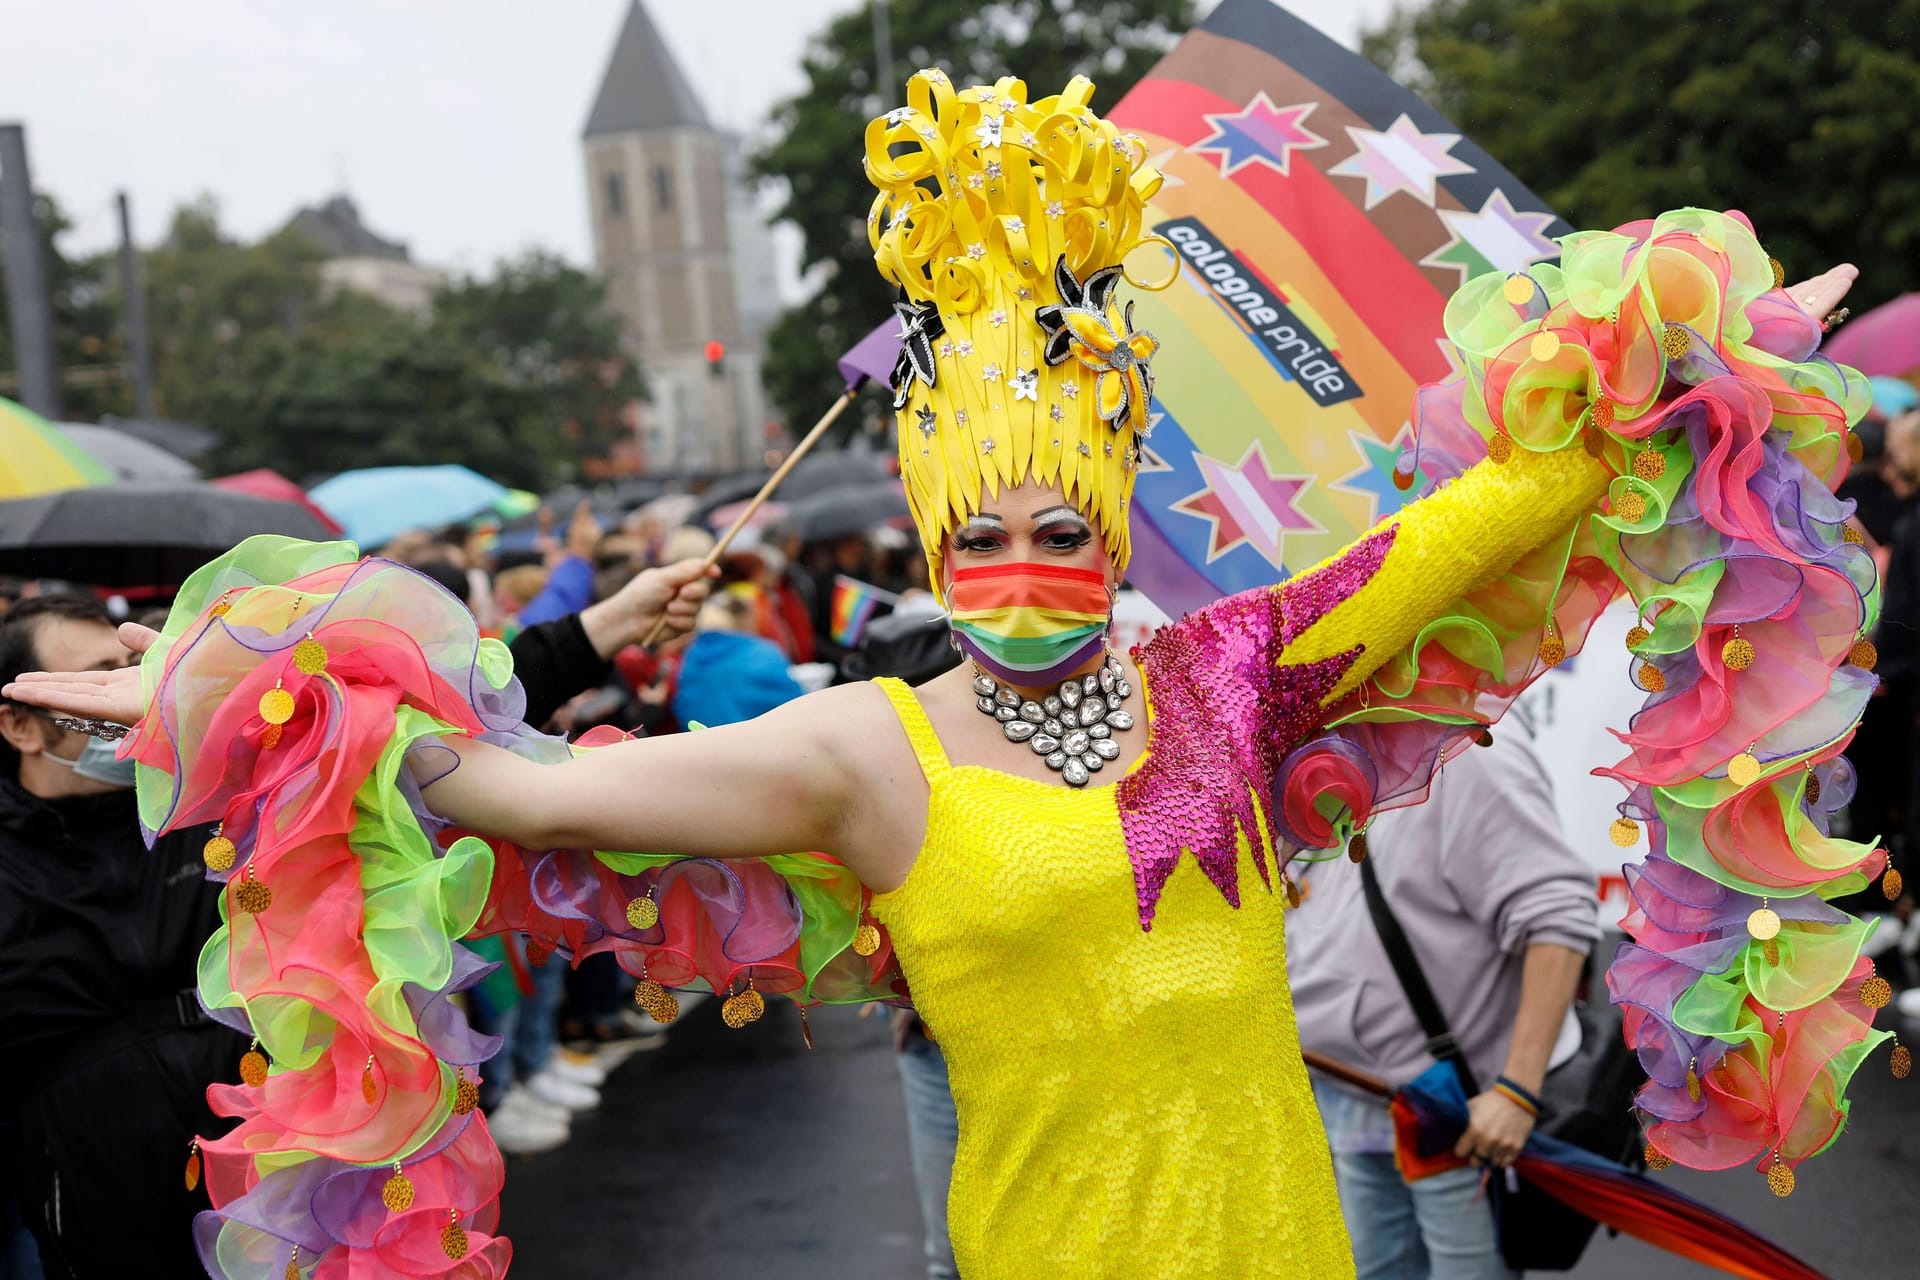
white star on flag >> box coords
[1328,114,1476,210]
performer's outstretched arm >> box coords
[1279,444,1609,704]
[421,681,921,888]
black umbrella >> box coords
[693,452,893,529]
[0,481,339,585]
[783,481,911,543]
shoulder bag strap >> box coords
[1358,852,1482,1096]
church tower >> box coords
[582,1,768,473]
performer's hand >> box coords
[2,622,157,728]
[1784,264,1857,325]
[581,558,716,658]
[1454,1088,1535,1169]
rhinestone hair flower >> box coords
[1034,257,1158,434]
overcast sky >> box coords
[1,0,1395,293]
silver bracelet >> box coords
[49,715,132,742]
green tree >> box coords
[0,192,131,421]
[751,0,1196,433]
[1363,0,1920,311]
[202,318,558,490]
[431,250,645,464]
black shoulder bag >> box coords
[1359,853,1645,1271]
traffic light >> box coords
[705,340,726,378]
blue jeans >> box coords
[895,1034,960,1280]
[1317,1083,1518,1280]
[509,938,565,1080]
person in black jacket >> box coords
[0,562,709,1278]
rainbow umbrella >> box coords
[0,397,112,498]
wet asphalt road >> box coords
[503,1002,1920,1279]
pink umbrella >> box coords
[212,469,343,537]
[1824,292,1920,376]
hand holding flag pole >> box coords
[1302,1050,1829,1280]
[641,386,860,647]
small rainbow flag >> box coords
[829,575,890,646]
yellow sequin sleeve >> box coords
[1281,445,1612,703]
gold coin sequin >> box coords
[382,1171,415,1213]
[1502,275,1536,305]
[203,834,236,872]
[453,1073,480,1115]
[210,598,233,618]
[1637,663,1666,693]
[1861,974,1893,1009]
[1486,433,1514,465]
[1767,1160,1795,1197]
[234,877,272,915]
[1538,633,1566,667]
[259,687,295,725]
[1728,752,1761,788]
[625,896,659,930]
[721,993,755,1029]
[1763,937,1780,966]
[1592,396,1616,431]
[240,1048,269,1088]
[1804,771,1821,807]
[1347,832,1369,864]
[1848,432,1865,464]
[1850,638,1878,670]
[1529,330,1561,362]
[292,638,328,675]
[1769,257,1785,290]
[1615,490,1648,524]
[1643,1142,1672,1171]
[1685,1064,1702,1102]
[1661,323,1691,359]
[1582,424,1607,457]
[1886,868,1905,901]
[441,1222,469,1261]
[740,988,766,1022]
[1892,1043,1912,1079]
[1625,625,1651,650]
[1722,636,1756,671]
[1609,817,1641,848]
[1842,523,1865,545]
[1632,449,1667,482]
[1746,906,1781,941]
[852,923,882,956]
[261,722,285,750]
[185,1144,202,1192]
[286,1254,300,1280]
[361,1061,377,1104]
[635,979,678,1024]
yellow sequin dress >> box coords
[869,677,1355,1280]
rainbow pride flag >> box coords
[840,0,1567,618]
[829,574,888,646]
[1107,0,1568,614]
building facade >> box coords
[582,0,773,474]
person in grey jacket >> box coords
[1288,713,1599,1280]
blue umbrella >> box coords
[307,465,510,549]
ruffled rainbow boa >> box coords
[128,539,902,1278]
[1268,209,1890,1189]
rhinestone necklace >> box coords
[970,653,1136,787]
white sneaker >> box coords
[488,1089,569,1154]
[502,1081,570,1124]
[550,1049,607,1087]
[527,1064,601,1112]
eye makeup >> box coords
[1031,505,1094,549]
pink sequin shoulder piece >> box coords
[1118,526,1397,929]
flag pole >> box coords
[642,386,861,646]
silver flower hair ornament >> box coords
[1033,257,1159,435]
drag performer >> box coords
[6,71,1884,1280]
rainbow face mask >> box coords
[947,561,1111,686]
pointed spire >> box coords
[583,1,710,137]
